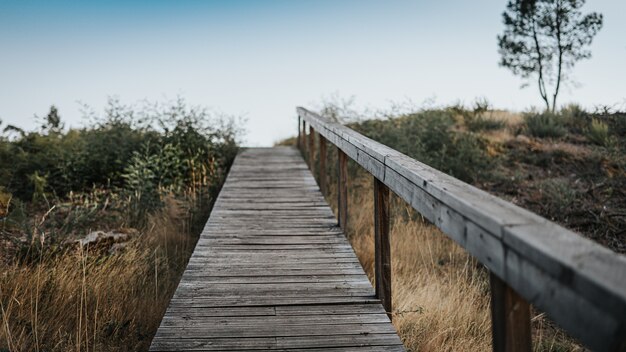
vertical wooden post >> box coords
[374,177,392,320]
[319,135,327,195]
[302,121,307,156]
[337,149,348,230]
[297,115,301,149]
[309,126,315,172]
[490,272,532,352]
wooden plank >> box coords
[150,147,403,351]
[297,107,626,351]
[374,177,392,319]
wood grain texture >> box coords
[297,106,626,351]
[374,177,392,320]
[338,149,348,231]
[490,272,531,352]
[150,147,404,351]
[309,126,315,172]
[319,135,327,196]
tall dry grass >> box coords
[321,164,582,351]
[333,176,491,351]
[0,196,201,351]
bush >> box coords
[524,112,567,138]
[465,115,506,132]
[463,98,506,132]
[352,110,493,183]
[0,99,239,203]
[586,118,610,146]
[560,104,589,133]
[0,98,241,234]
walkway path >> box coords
[150,147,404,351]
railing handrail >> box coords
[297,106,626,352]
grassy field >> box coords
[0,99,239,351]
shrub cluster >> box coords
[351,109,492,183]
[523,112,567,138]
[0,98,240,236]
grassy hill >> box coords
[348,104,626,254]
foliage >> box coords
[0,98,241,351]
[0,98,241,241]
[351,109,493,183]
[498,0,603,112]
[559,103,589,133]
[0,99,239,204]
[462,99,507,132]
[586,118,609,146]
[523,112,567,138]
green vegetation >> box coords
[586,118,610,146]
[349,109,492,183]
[329,103,626,254]
[0,98,240,351]
[523,112,567,138]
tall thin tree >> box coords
[498,0,603,112]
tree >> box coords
[36,105,64,134]
[498,0,603,112]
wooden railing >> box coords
[296,107,626,352]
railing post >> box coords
[490,272,532,352]
[297,115,301,149]
[337,149,348,230]
[309,126,315,171]
[319,135,327,195]
[374,177,392,320]
[301,121,307,156]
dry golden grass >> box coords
[322,170,582,352]
[0,196,199,351]
[333,177,491,351]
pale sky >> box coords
[1,0,624,146]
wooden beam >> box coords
[319,135,327,196]
[337,149,348,230]
[301,121,307,155]
[374,177,391,320]
[309,126,315,172]
[490,272,532,352]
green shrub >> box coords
[463,98,506,132]
[465,115,506,132]
[0,98,240,222]
[352,110,493,183]
[560,104,589,133]
[586,118,610,146]
[524,112,567,138]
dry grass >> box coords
[0,196,200,351]
[333,177,491,351]
[321,168,582,351]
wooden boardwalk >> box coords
[150,147,404,351]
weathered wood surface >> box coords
[298,107,626,351]
[374,178,392,320]
[150,147,404,351]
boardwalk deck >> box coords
[150,147,404,351]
